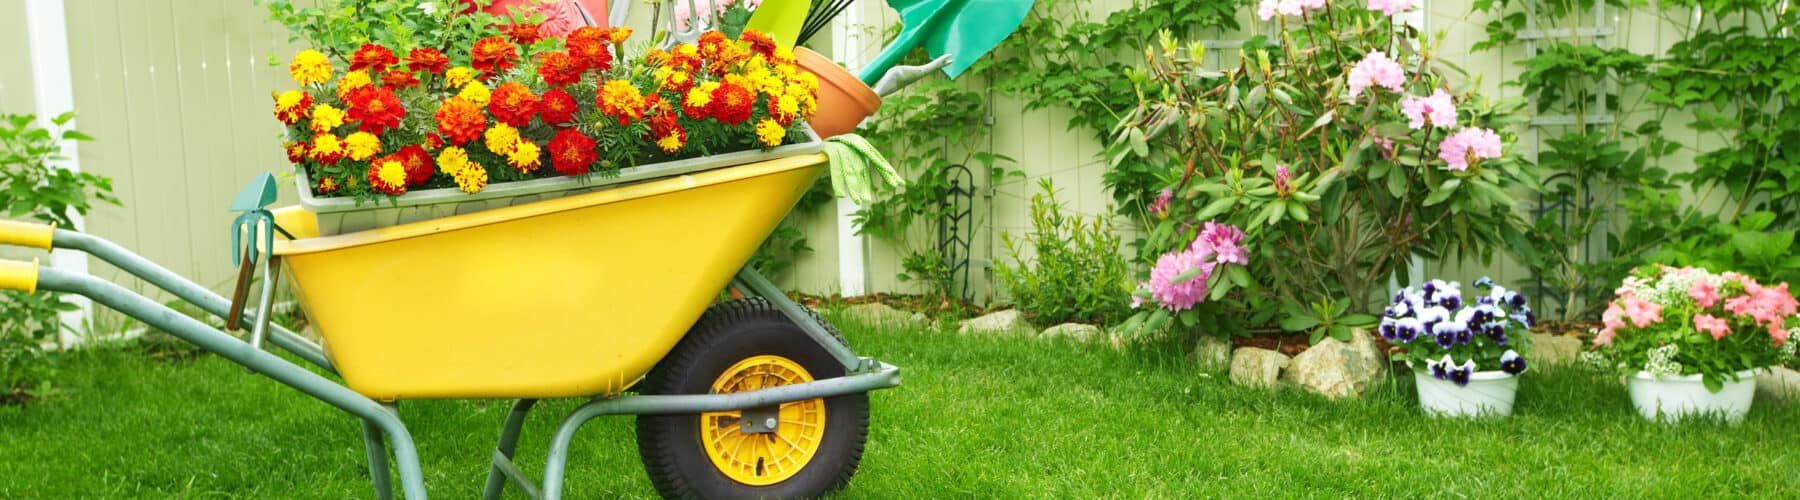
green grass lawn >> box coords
[3,314,1798,498]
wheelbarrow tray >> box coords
[272,153,827,400]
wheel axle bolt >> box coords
[765,418,778,429]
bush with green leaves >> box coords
[1,112,117,395]
[995,179,1134,326]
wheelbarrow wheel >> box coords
[636,298,870,499]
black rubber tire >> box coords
[635,298,870,499]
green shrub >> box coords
[1,112,116,396]
[996,179,1133,326]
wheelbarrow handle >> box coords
[0,258,39,294]
[0,220,56,250]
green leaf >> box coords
[1279,314,1320,332]
[1340,313,1379,327]
[1194,197,1236,221]
[1422,178,1462,206]
[1169,266,1205,285]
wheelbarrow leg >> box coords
[362,418,395,500]
[482,399,540,500]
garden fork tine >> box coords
[665,0,718,47]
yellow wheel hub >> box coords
[699,355,826,486]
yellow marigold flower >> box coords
[774,93,800,122]
[453,161,488,193]
[437,146,470,175]
[336,70,373,100]
[774,62,796,79]
[789,72,818,93]
[656,131,684,154]
[772,46,797,67]
[689,82,720,108]
[786,86,817,116]
[445,66,476,89]
[484,123,521,155]
[755,118,784,147]
[343,131,382,161]
[723,73,752,90]
[507,139,541,173]
[289,50,332,85]
[310,134,344,159]
[375,160,408,191]
[275,90,307,114]
[459,81,491,106]
[311,104,346,133]
[758,75,785,97]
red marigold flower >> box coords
[642,93,669,116]
[645,48,670,67]
[381,69,420,89]
[537,51,584,88]
[406,48,449,74]
[396,144,434,186]
[710,79,756,125]
[434,96,487,145]
[697,31,730,61]
[539,88,577,125]
[470,36,518,78]
[669,44,701,72]
[766,92,797,126]
[488,82,540,127]
[739,29,778,59]
[284,141,308,164]
[647,110,686,154]
[597,79,645,125]
[425,132,445,151]
[505,23,543,46]
[346,86,407,135]
[566,27,613,72]
[599,27,632,45]
[546,128,597,176]
[316,175,340,194]
[273,90,313,125]
[350,44,398,74]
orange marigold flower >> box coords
[767,92,800,126]
[350,44,398,74]
[645,48,670,67]
[602,27,633,44]
[396,144,434,186]
[469,36,518,78]
[336,70,373,101]
[381,70,420,89]
[597,79,645,125]
[283,141,308,163]
[367,159,409,195]
[546,128,597,176]
[488,82,540,127]
[289,50,332,85]
[710,79,755,125]
[537,51,584,88]
[654,66,694,94]
[505,23,543,46]
[566,27,613,72]
[642,94,669,117]
[739,29,778,59]
[696,31,730,61]
[507,139,542,174]
[755,118,785,147]
[309,133,345,165]
[347,86,407,135]
[669,44,702,72]
[683,82,717,119]
[710,44,751,74]
[273,90,313,125]
[539,88,577,125]
[434,96,486,145]
[648,111,685,154]
[407,48,449,74]
[316,175,340,194]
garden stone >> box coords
[843,303,915,327]
[909,312,929,325]
[1528,333,1582,366]
[1230,348,1288,389]
[1193,335,1233,371]
[1756,366,1800,402]
[1041,323,1101,342]
[958,309,1035,336]
[1283,333,1386,399]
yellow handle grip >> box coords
[0,220,56,250]
[0,258,39,294]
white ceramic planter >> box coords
[295,128,821,235]
[1415,370,1520,417]
[1628,369,1757,423]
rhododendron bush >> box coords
[273,24,818,202]
[1586,265,1799,392]
[1111,1,1537,339]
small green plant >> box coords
[995,179,1134,326]
[260,0,521,67]
[1,112,117,397]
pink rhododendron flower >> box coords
[1366,0,1415,15]
[1694,314,1731,340]
[1437,127,1502,171]
[1144,248,1216,312]
[1148,189,1173,218]
[1256,0,1326,20]
[1620,296,1664,328]
[1193,221,1248,265]
[1273,164,1293,195]
[1689,281,1720,308]
[1400,89,1456,129]
[1347,51,1405,98]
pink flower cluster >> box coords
[1401,89,1456,129]
[1436,127,1502,171]
[1347,51,1406,98]
[1366,0,1416,16]
[1596,266,1798,347]
[1257,0,1327,20]
[1148,189,1173,218]
[1136,221,1248,311]
[1273,164,1293,196]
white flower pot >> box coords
[1628,369,1758,423]
[1414,370,1519,417]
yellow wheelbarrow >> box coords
[0,153,900,499]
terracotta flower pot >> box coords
[795,47,881,138]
